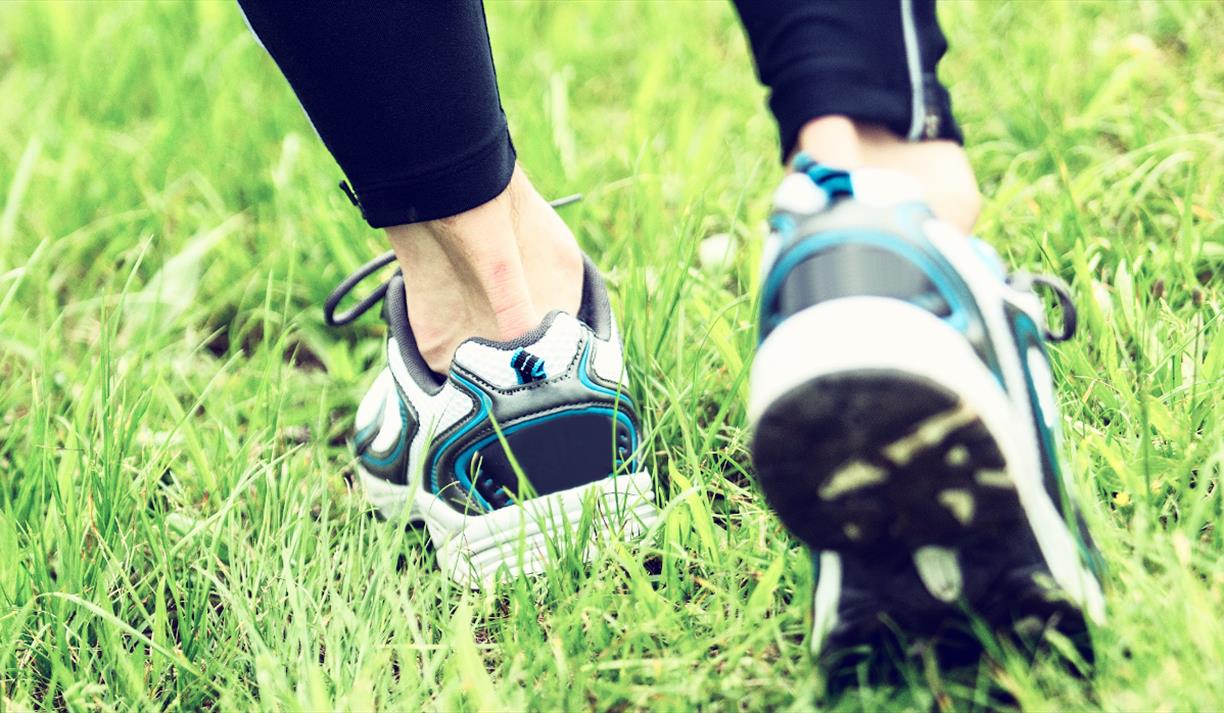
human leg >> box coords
[733,0,979,232]
[240,1,654,583]
[239,0,581,373]
[733,0,1103,671]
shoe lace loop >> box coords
[323,194,583,328]
[323,250,397,327]
[1008,271,1078,342]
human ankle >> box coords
[793,116,866,169]
[384,165,582,372]
[506,168,583,330]
[794,116,981,232]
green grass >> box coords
[1,1,1222,709]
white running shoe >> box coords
[750,156,1105,670]
[325,250,657,588]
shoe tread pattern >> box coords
[753,370,1022,552]
[752,370,1090,655]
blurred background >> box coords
[1,2,1221,710]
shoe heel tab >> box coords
[452,313,587,390]
[782,155,928,212]
[787,154,854,204]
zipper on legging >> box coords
[922,75,942,139]
[339,180,362,207]
[900,0,940,140]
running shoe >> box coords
[749,157,1106,666]
[325,242,656,588]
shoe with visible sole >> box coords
[325,249,656,588]
[749,157,1106,668]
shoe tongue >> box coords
[451,311,585,389]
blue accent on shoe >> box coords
[1010,308,1064,494]
[804,165,854,199]
[791,152,823,175]
[359,398,409,468]
[786,156,855,202]
[1008,306,1102,576]
[759,230,972,338]
[354,399,384,445]
[427,372,493,506]
[452,406,639,511]
[577,339,635,408]
[511,348,547,384]
[355,421,379,445]
[768,213,796,237]
[427,341,637,510]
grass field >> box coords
[1,1,1222,710]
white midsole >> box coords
[358,467,658,588]
[751,297,1105,631]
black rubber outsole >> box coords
[753,371,1026,553]
[752,370,1091,660]
[819,549,1092,683]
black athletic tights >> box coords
[238,1,960,228]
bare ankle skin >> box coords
[384,165,583,373]
[795,115,982,233]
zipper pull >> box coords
[924,109,940,140]
[922,77,942,139]
[338,180,361,208]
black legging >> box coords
[238,0,960,229]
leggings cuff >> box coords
[348,128,516,228]
[770,72,963,163]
